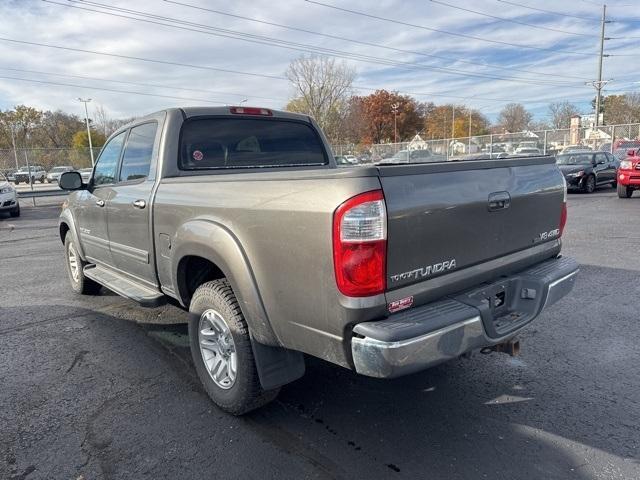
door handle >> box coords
[95,199,105,207]
[132,199,146,209]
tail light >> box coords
[229,106,272,116]
[559,202,567,237]
[559,176,568,237]
[333,190,387,297]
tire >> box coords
[64,234,101,295]
[189,279,279,415]
[584,175,596,193]
[617,183,633,198]
[9,204,19,217]
[14,180,19,185]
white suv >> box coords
[0,173,19,217]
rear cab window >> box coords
[119,122,157,182]
[179,117,328,170]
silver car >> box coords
[46,166,74,183]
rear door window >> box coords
[179,118,327,170]
[119,122,157,182]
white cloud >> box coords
[0,0,637,122]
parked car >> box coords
[344,154,358,164]
[46,165,74,183]
[386,149,446,163]
[3,169,16,183]
[616,149,640,198]
[516,141,538,151]
[514,147,542,156]
[0,173,20,217]
[14,165,46,184]
[556,151,617,193]
[613,140,640,159]
[334,155,350,166]
[58,106,578,415]
[562,145,592,154]
[78,168,93,183]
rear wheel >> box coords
[617,184,633,198]
[64,234,101,294]
[189,279,279,415]
[584,175,596,193]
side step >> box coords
[84,265,165,307]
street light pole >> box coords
[391,103,399,147]
[78,98,95,166]
[9,124,20,170]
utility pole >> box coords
[78,98,95,166]
[590,4,610,127]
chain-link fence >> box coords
[332,123,640,162]
[1,123,638,175]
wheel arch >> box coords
[59,209,86,260]
[171,219,280,347]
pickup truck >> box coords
[616,149,640,198]
[58,106,579,415]
[14,165,46,184]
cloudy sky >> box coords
[0,0,638,123]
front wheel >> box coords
[617,184,633,198]
[64,234,101,294]
[584,175,596,193]
[9,204,20,217]
[189,279,279,415]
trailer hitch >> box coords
[481,338,520,357]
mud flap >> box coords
[250,337,305,390]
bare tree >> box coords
[94,103,136,137]
[497,103,533,133]
[548,101,581,129]
[285,55,356,142]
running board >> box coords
[84,265,165,307]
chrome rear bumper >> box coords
[351,256,579,378]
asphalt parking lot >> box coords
[1,187,639,480]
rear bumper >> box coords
[351,256,578,378]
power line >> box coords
[0,75,233,103]
[430,0,600,37]
[0,66,288,103]
[304,0,600,56]
[494,0,600,22]
[495,0,640,37]
[163,0,592,81]
[49,0,588,87]
[0,37,287,81]
[0,38,603,107]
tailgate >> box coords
[379,157,565,293]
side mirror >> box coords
[59,171,84,190]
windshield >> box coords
[180,118,327,170]
[556,153,593,165]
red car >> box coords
[617,149,640,198]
